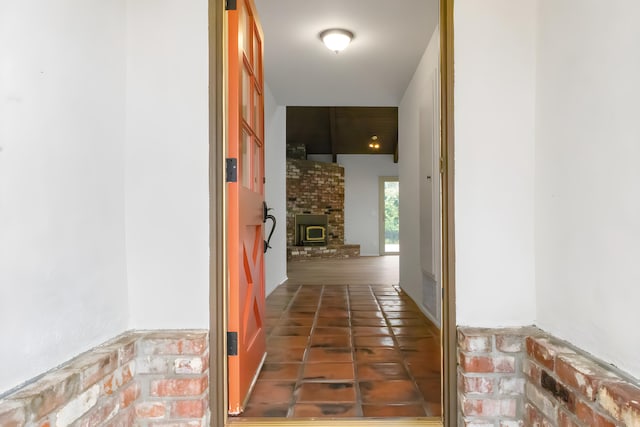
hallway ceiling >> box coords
[254,0,439,107]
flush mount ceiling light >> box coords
[320,29,354,53]
[368,135,380,149]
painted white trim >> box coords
[419,272,441,329]
[266,278,288,298]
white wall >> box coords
[534,0,640,378]
[454,0,537,327]
[398,28,441,324]
[338,155,398,256]
[264,84,287,296]
[125,0,209,329]
[0,0,128,393]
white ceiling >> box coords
[254,0,439,107]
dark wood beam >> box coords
[393,139,399,163]
[329,107,338,162]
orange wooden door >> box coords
[226,0,266,415]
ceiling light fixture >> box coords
[320,29,354,53]
[368,136,380,149]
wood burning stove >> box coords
[295,214,328,246]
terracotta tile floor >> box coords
[238,284,442,418]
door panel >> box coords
[227,0,266,415]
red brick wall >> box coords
[286,159,345,247]
[286,143,307,160]
[457,327,534,426]
[0,331,209,427]
[457,327,640,427]
[524,335,640,427]
[135,332,209,426]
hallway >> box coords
[286,255,400,286]
[237,257,442,419]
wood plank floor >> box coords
[286,256,400,286]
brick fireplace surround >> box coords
[286,157,360,260]
[2,326,639,426]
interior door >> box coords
[226,0,266,415]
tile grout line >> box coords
[349,284,363,417]
[289,284,324,417]
[375,285,430,416]
[286,284,306,418]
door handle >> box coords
[263,202,276,253]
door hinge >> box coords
[226,0,237,10]
[227,332,238,356]
[226,158,238,183]
[439,156,446,174]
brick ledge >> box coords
[457,326,640,427]
[0,329,209,427]
[287,244,360,260]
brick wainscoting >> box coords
[0,330,209,427]
[458,327,640,427]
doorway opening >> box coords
[210,0,457,425]
[379,177,400,255]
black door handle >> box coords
[263,202,276,253]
